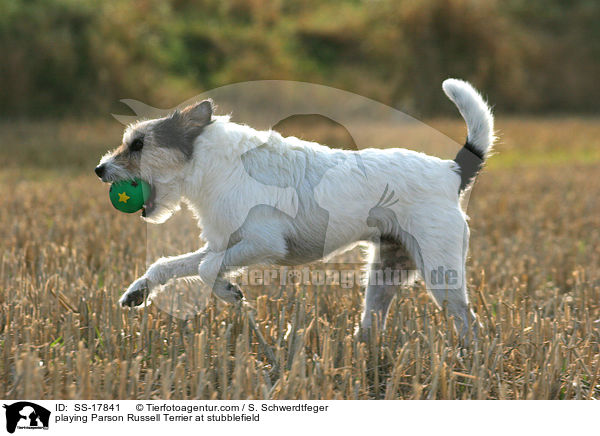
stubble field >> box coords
[1,117,599,399]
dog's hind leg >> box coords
[411,213,478,343]
[428,286,477,342]
[359,239,416,338]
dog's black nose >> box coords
[95,164,105,178]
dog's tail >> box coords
[443,78,495,192]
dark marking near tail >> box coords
[454,141,484,192]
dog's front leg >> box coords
[196,250,245,304]
[198,237,287,304]
[120,246,209,307]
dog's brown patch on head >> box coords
[111,141,142,173]
[152,100,214,160]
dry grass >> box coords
[1,117,599,399]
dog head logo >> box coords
[3,402,50,433]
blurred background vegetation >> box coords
[1,0,599,118]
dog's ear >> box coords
[181,99,213,126]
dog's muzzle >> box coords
[94,164,106,179]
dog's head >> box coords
[95,100,213,223]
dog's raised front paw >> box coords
[213,281,245,304]
[119,277,152,307]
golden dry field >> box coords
[1,117,599,399]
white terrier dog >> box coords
[95,79,494,340]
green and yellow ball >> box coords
[109,178,151,213]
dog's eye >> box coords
[130,138,144,152]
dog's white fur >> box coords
[96,79,494,340]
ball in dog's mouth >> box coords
[141,184,157,217]
[109,178,151,214]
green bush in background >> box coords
[1,0,598,117]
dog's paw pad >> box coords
[213,282,245,304]
[120,279,150,307]
[226,282,245,301]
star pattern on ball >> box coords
[118,191,130,203]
